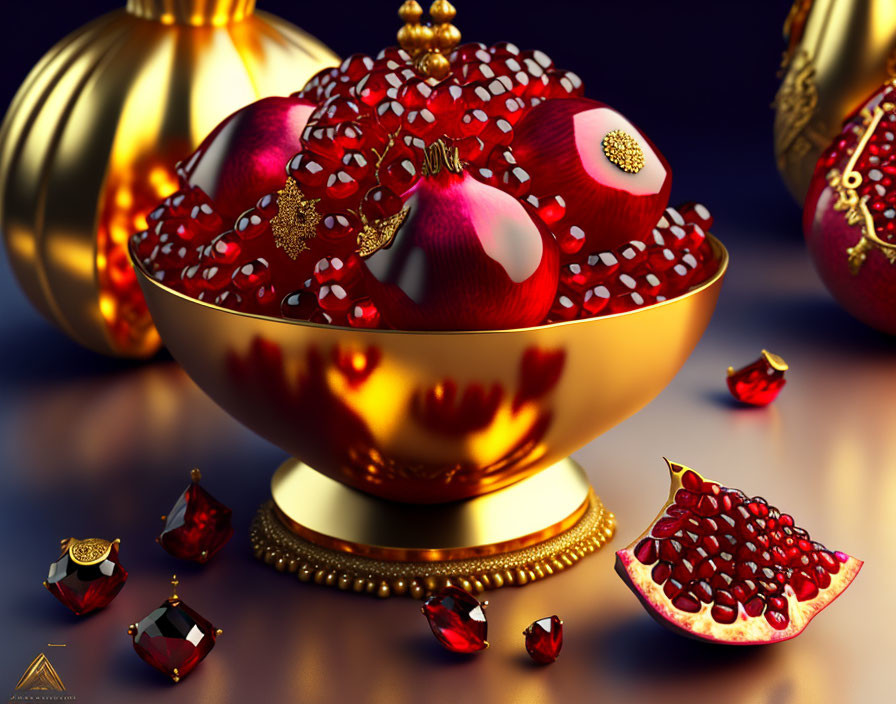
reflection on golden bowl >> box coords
[133,239,727,504]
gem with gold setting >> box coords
[129,576,221,684]
[524,615,563,664]
[422,585,488,653]
[158,469,233,564]
[44,538,127,615]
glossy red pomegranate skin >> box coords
[362,170,559,330]
[179,96,316,220]
[803,89,896,335]
[513,97,671,252]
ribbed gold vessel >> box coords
[0,0,337,357]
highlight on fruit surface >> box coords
[615,460,862,645]
[513,97,672,253]
[363,149,559,330]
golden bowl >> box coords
[132,238,727,505]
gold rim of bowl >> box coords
[128,235,728,334]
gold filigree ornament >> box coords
[773,48,822,181]
[357,208,411,257]
[65,537,117,566]
[270,178,322,260]
[602,130,645,174]
[421,139,464,176]
[827,99,896,274]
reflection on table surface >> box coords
[1,223,894,703]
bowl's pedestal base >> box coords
[250,457,616,598]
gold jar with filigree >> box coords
[774,0,896,204]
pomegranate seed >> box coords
[558,225,586,255]
[325,170,360,201]
[348,298,381,328]
[232,258,270,291]
[320,212,361,244]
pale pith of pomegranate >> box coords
[615,460,862,644]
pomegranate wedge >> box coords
[615,460,862,644]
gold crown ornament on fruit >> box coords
[130,1,729,596]
[0,0,338,358]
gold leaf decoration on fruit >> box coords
[357,208,411,257]
[271,178,321,260]
[421,139,464,176]
[761,349,789,372]
[827,98,896,274]
[68,538,113,566]
[601,130,645,174]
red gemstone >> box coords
[158,471,233,563]
[422,586,488,653]
[524,615,563,664]
[131,598,218,683]
[727,351,788,406]
[45,539,128,615]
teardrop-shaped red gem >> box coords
[524,615,563,664]
[158,475,233,563]
[421,586,488,653]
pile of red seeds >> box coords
[632,469,848,630]
[131,42,719,328]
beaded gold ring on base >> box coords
[250,458,616,598]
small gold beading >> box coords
[602,130,646,174]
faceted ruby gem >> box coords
[524,615,563,664]
[421,586,488,653]
[131,599,218,683]
[726,350,788,406]
[45,539,128,615]
[159,471,233,563]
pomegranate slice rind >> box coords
[615,459,863,645]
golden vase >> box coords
[774,0,896,204]
[0,0,338,357]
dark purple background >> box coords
[0,0,799,240]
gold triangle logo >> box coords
[14,653,66,691]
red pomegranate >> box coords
[361,148,559,330]
[803,82,896,335]
[513,97,671,252]
[131,35,718,330]
[179,96,316,220]
[616,460,862,644]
